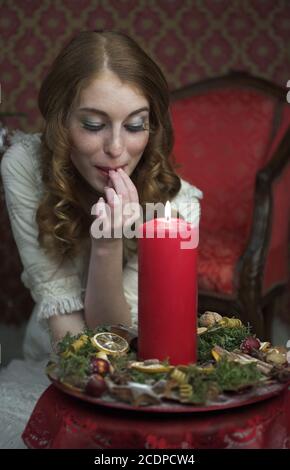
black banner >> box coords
[1,449,288,467]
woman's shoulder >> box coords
[1,131,42,187]
[171,177,202,226]
[7,130,42,150]
[175,177,203,201]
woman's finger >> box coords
[108,170,129,204]
[104,187,123,229]
[91,197,106,217]
[104,187,122,208]
[91,196,117,239]
[116,168,139,203]
[116,168,140,227]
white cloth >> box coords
[0,131,203,448]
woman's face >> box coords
[67,70,150,194]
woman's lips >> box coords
[95,165,127,177]
[95,166,110,178]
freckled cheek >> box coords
[129,134,149,156]
[70,132,102,157]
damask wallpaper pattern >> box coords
[0,0,289,132]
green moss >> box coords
[198,325,250,362]
[58,354,90,387]
[214,358,263,391]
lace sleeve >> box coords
[0,136,84,325]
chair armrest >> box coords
[235,128,290,295]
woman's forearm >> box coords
[48,310,86,348]
[84,238,132,329]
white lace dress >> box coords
[0,131,203,448]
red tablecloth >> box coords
[22,385,290,449]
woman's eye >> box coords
[125,124,146,132]
[81,122,148,133]
[82,123,104,132]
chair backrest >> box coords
[170,72,286,239]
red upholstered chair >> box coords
[170,72,290,339]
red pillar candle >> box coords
[137,202,199,366]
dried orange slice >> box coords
[92,332,129,356]
[129,361,173,374]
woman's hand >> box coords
[90,168,141,241]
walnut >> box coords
[199,311,223,328]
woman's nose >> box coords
[104,130,124,158]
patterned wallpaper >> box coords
[0,0,290,133]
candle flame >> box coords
[165,201,171,221]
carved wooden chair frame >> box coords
[171,71,290,338]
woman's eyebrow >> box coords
[77,106,149,117]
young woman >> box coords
[0,30,202,448]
